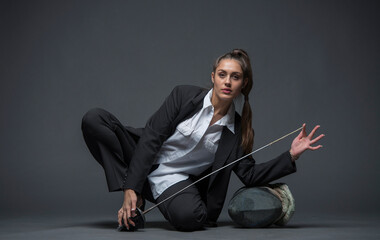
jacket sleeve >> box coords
[233,146,297,187]
[122,86,184,193]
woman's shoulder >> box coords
[169,85,209,100]
[171,85,208,93]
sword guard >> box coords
[117,207,145,232]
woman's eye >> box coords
[218,73,225,77]
[233,75,240,80]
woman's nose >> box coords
[225,77,232,86]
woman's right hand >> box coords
[118,189,137,230]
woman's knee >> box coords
[81,107,108,135]
[169,206,207,231]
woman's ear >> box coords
[211,72,215,84]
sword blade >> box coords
[142,126,303,215]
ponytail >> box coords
[213,49,254,154]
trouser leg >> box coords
[156,179,208,231]
[81,107,139,192]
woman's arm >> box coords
[234,124,324,186]
[119,86,183,229]
[234,150,296,187]
[119,85,206,229]
[123,88,182,191]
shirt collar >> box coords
[203,88,245,134]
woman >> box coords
[81,49,324,231]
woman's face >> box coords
[211,59,247,102]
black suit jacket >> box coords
[123,85,297,222]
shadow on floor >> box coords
[75,220,175,231]
[75,220,356,231]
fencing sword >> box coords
[119,126,303,231]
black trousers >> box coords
[81,108,207,231]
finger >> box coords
[128,216,136,227]
[123,210,129,229]
[310,134,325,145]
[308,145,323,151]
[308,125,320,139]
[128,200,137,226]
[131,200,137,217]
[118,210,123,226]
[301,123,307,138]
[297,123,306,139]
[127,208,136,227]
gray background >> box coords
[1,0,379,224]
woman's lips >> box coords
[222,89,232,94]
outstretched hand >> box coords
[289,123,325,161]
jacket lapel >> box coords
[208,114,241,186]
[211,127,236,171]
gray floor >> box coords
[1,212,379,240]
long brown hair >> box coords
[212,49,254,154]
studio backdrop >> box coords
[0,0,379,220]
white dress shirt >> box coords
[147,88,244,199]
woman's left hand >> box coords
[289,123,325,161]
